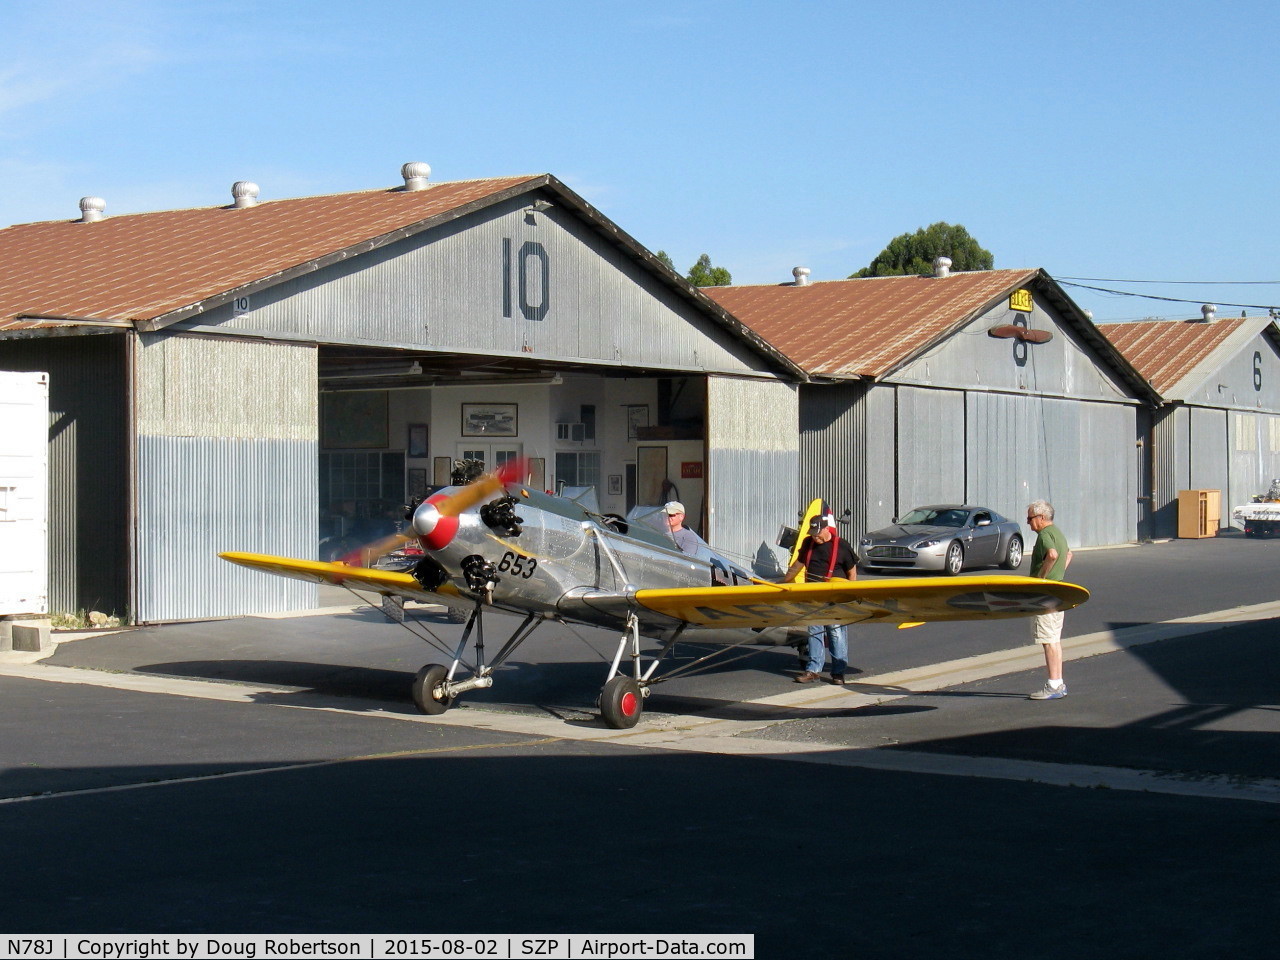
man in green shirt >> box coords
[1026,500,1073,700]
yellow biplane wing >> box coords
[219,551,462,605]
[634,576,1088,629]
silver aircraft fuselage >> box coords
[410,485,758,639]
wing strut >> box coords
[407,600,547,714]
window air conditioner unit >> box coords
[556,422,586,442]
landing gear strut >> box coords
[407,602,541,716]
[597,612,658,729]
[394,601,728,730]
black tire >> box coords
[599,676,644,729]
[1000,535,1024,569]
[944,541,964,576]
[412,663,453,715]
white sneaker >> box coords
[1029,682,1068,700]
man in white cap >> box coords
[664,501,708,555]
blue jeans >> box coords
[807,623,847,675]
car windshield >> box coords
[899,507,968,527]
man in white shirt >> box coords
[664,501,708,555]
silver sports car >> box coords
[858,504,1024,575]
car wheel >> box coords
[944,541,964,576]
[1000,535,1023,569]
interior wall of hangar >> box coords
[141,185,799,622]
[800,286,1143,550]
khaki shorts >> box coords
[1032,610,1065,644]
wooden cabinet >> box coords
[1177,489,1221,538]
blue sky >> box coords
[3,0,1277,322]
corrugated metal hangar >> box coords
[1102,311,1280,538]
[708,266,1160,549]
[0,165,801,622]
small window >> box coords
[1236,414,1258,452]
[556,451,600,490]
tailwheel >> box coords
[412,663,454,715]
[599,676,644,729]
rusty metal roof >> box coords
[1099,317,1269,398]
[0,176,542,328]
[704,268,1042,379]
[0,174,806,380]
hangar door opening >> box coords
[317,350,713,557]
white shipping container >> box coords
[0,371,49,614]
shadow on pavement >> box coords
[0,748,1274,957]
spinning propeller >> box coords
[336,457,530,565]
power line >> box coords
[1057,280,1280,312]
[1057,276,1280,285]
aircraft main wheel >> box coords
[944,541,965,576]
[412,663,454,715]
[600,676,644,729]
[1001,535,1024,569]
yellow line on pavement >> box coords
[0,738,565,806]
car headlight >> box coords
[915,539,941,549]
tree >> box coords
[686,253,732,287]
[850,222,993,278]
[653,250,733,286]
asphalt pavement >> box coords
[1,533,1277,956]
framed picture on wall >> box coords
[608,475,623,496]
[433,457,453,485]
[626,404,649,440]
[407,423,429,458]
[407,468,428,498]
[637,446,667,506]
[462,403,518,437]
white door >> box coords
[456,442,523,476]
[0,372,49,615]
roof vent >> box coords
[401,161,431,191]
[78,197,106,223]
[933,256,952,278]
[231,181,260,208]
[792,266,811,286]
[1200,303,1217,323]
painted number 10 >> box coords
[502,239,550,322]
